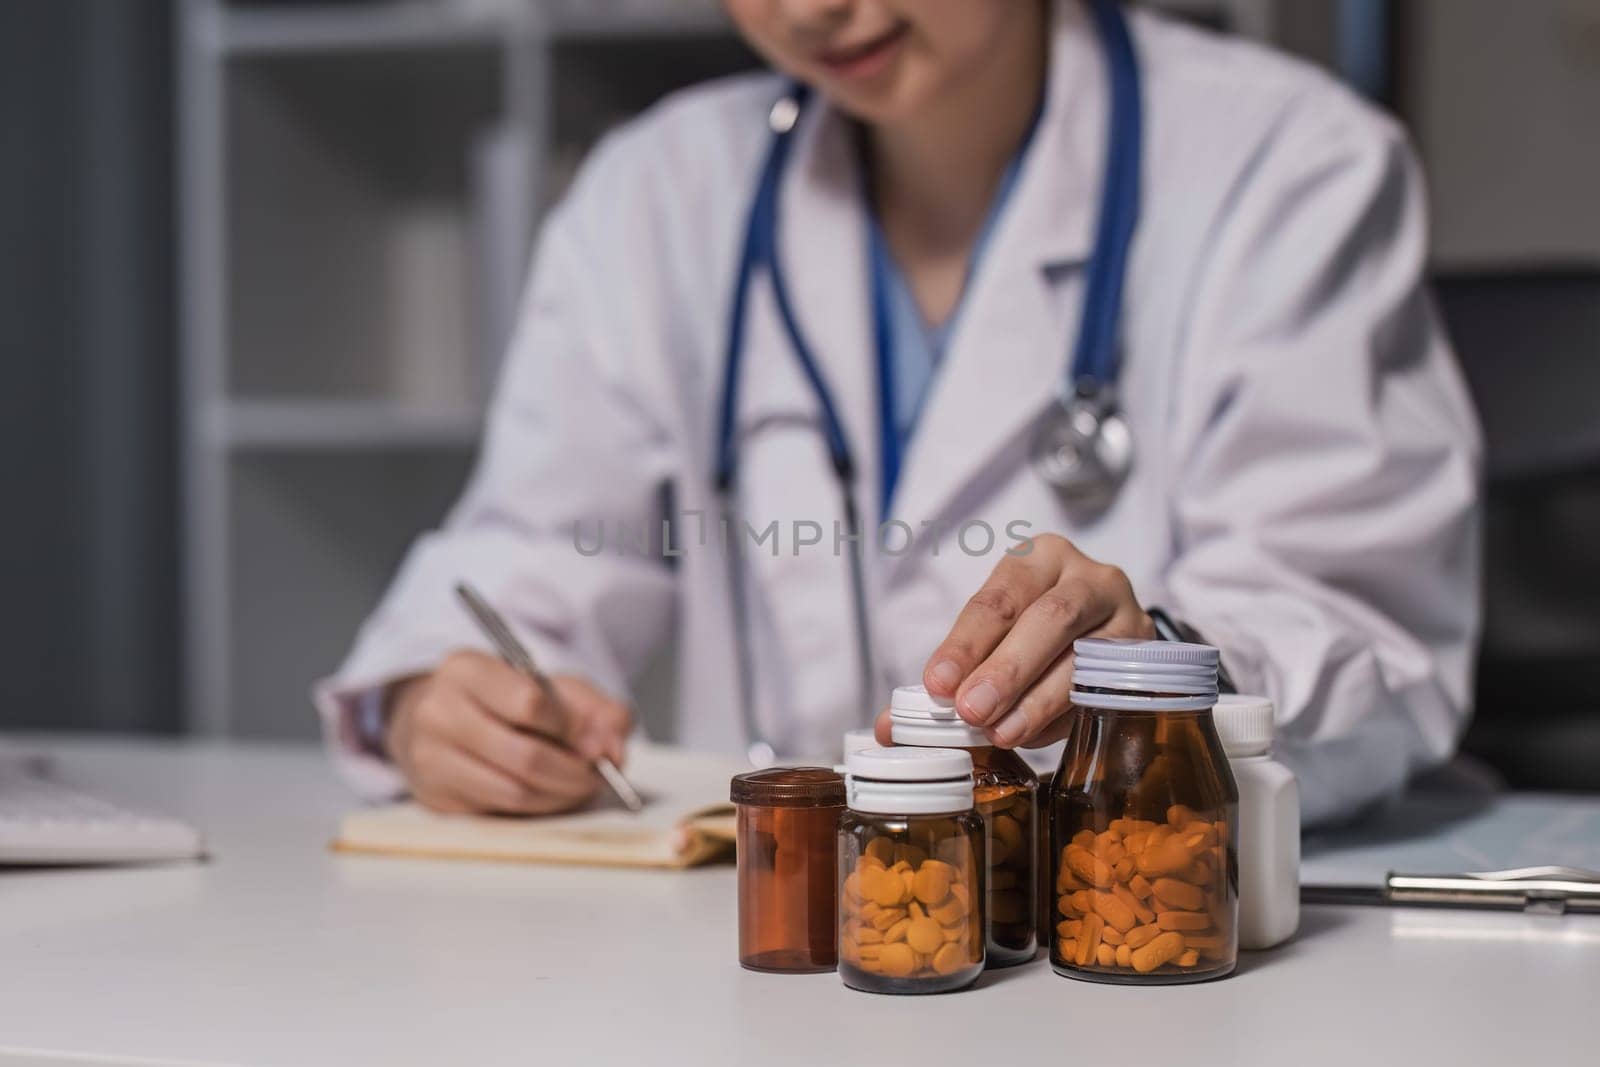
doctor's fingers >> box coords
[439,649,573,741]
[414,738,593,815]
[984,651,1078,750]
[954,574,1120,729]
[439,700,601,801]
[1010,611,1161,751]
[921,544,1077,706]
[548,675,634,767]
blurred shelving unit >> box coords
[176,0,745,738]
[177,0,1277,739]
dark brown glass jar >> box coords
[731,767,846,973]
[1050,639,1239,984]
[838,747,985,994]
[889,686,1038,968]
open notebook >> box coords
[333,743,745,869]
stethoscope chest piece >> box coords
[1030,386,1134,514]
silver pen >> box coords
[454,582,645,814]
[1303,865,1600,914]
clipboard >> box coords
[1300,791,1600,913]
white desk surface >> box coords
[2,736,1596,1067]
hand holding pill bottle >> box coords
[1050,639,1239,983]
[838,747,986,994]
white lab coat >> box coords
[315,4,1481,826]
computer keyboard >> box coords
[0,761,204,865]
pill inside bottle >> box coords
[1050,639,1239,985]
[838,746,986,995]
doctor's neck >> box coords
[860,5,1048,317]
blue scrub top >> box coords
[867,136,1033,517]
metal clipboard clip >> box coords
[1386,866,1600,915]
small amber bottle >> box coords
[838,747,986,994]
[1050,639,1239,984]
[889,685,1038,968]
[731,767,846,974]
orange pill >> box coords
[1128,874,1154,900]
[1166,804,1199,828]
[1157,910,1210,931]
[877,942,916,977]
[1131,931,1185,973]
[1091,890,1137,933]
[1177,949,1200,967]
[932,942,968,975]
[1066,846,1114,888]
[1124,924,1162,949]
[1101,925,1125,946]
[1096,943,1116,967]
[1151,877,1205,911]
[1057,919,1082,939]
[1074,913,1105,967]
[1115,943,1133,968]
[866,867,905,907]
[1113,883,1156,925]
[906,916,944,954]
[913,863,952,905]
[1136,837,1194,878]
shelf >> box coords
[211,398,483,451]
[211,2,518,57]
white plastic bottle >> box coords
[1212,694,1300,950]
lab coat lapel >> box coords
[887,3,1106,549]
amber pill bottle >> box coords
[731,767,846,974]
[838,747,986,995]
[888,685,1038,968]
[1050,638,1239,984]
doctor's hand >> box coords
[383,650,633,815]
[877,534,1154,751]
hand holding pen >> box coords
[380,585,642,815]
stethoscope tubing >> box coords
[714,0,1140,761]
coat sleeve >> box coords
[1160,92,1483,825]
[312,141,680,798]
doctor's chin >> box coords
[6,0,1597,1064]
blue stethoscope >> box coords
[715,0,1141,765]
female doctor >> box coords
[317,0,1480,826]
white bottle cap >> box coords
[1070,638,1219,710]
[845,746,975,815]
[842,727,878,757]
[887,684,989,747]
[1213,694,1275,757]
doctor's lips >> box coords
[813,22,910,81]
